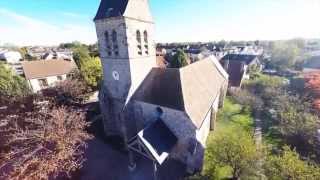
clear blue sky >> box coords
[0,0,319,45]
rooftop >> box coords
[132,56,228,128]
[22,59,77,80]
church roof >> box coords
[131,56,228,128]
[94,0,129,21]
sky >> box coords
[0,0,319,46]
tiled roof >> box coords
[132,56,228,128]
[22,60,77,80]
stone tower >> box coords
[94,0,156,138]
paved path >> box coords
[254,116,266,179]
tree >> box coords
[264,146,320,180]
[268,40,306,71]
[205,127,260,180]
[80,57,102,89]
[0,63,30,104]
[0,104,92,180]
[42,78,90,104]
[72,46,91,68]
[170,49,188,68]
[229,89,263,115]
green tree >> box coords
[205,127,260,180]
[269,41,302,70]
[72,46,91,68]
[80,57,102,89]
[171,49,188,68]
[264,146,320,180]
[0,63,30,104]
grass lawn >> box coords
[215,97,254,133]
[201,97,255,179]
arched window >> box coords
[105,31,112,56]
[105,31,109,43]
[143,31,148,43]
[144,31,149,55]
[112,30,117,43]
[136,30,141,43]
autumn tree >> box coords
[42,77,90,104]
[0,103,92,180]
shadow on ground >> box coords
[78,103,187,180]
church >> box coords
[94,0,229,173]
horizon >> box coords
[0,0,319,46]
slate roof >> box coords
[94,0,129,21]
[22,60,77,80]
[221,54,258,65]
[138,119,178,164]
[132,56,228,128]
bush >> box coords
[0,63,30,105]
[264,146,320,180]
[205,127,260,180]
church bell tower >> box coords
[94,0,156,138]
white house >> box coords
[0,50,24,75]
[21,59,77,93]
[0,50,22,64]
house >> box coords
[95,0,229,173]
[0,50,22,64]
[21,59,77,93]
[0,50,24,75]
[303,55,320,73]
[221,54,261,87]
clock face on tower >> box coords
[112,71,120,81]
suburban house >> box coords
[21,59,77,93]
[220,54,261,87]
[0,50,24,75]
[303,55,320,73]
[95,0,229,173]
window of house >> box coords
[57,76,63,81]
[38,78,48,88]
